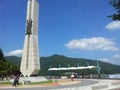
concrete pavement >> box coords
[0,79,120,90]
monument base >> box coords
[19,76,48,84]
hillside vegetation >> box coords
[5,54,120,76]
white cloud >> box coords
[106,21,120,30]
[98,58,112,63]
[113,54,120,58]
[6,49,23,56]
[99,58,120,65]
[65,37,118,51]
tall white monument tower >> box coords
[20,0,40,77]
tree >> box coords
[109,0,120,20]
[0,48,4,59]
[0,49,20,79]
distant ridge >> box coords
[5,54,120,75]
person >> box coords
[81,73,84,78]
[16,75,19,85]
[12,76,17,87]
[71,74,74,81]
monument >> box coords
[20,0,40,77]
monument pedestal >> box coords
[19,76,48,84]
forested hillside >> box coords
[5,54,120,76]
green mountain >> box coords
[5,54,120,75]
[5,56,21,65]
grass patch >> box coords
[0,82,13,85]
[0,81,22,85]
[0,80,56,85]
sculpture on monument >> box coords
[26,19,32,35]
[20,0,40,77]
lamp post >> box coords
[97,61,101,79]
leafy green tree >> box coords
[109,0,120,20]
[0,48,20,79]
[0,48,4,59]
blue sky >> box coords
[0,0,120,65]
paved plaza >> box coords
[1,79,120,90]
[0,79,97,90]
